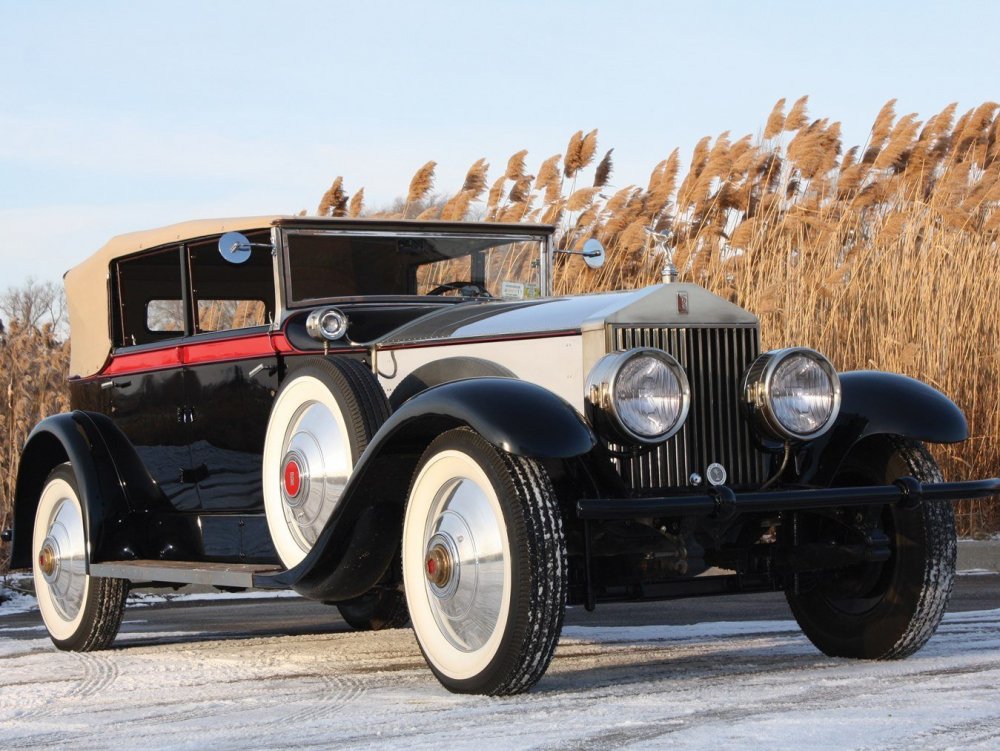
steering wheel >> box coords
[426,280,491,297]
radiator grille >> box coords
[611,325,770,491]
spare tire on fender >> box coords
[262,357,389,569]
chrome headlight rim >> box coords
[586,347,691,445]
[305,306,349,342]
[742,347,842,442]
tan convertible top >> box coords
[65,215,554,378]
[66,216,282,378]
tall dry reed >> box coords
[330,97,1000,534]
[1,282,70,559]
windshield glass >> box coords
[285,233,545,305]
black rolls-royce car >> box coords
[7,215,999,695]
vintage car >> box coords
[6,216,999,695]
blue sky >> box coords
[2,0,998,284]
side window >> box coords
[188,232,275,334]
[147,300,185,332]
[114,247,184,347]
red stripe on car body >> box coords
[88,328,580,380]
[95,332,300,378]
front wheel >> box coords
[402,428,567,695]
[786,437,956,660]
[33,464,128,651]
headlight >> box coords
[742,347,841,441]
[305,307,349,341]
[586,348,690,444]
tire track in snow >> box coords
[67,651,119,697]
[122,642,368,733]
[7,651,120,722]
[277,673,367,725]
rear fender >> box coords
[258,377,596,599]
[797,371,968,486]
[10,411,162,569]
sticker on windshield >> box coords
[524,284,540,300]
[501,281,525,300]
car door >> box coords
[183,234,279,515]
[108,246,200,511]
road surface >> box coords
[2,574,1000,749]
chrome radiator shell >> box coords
[610,324,770,491]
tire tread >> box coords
[75,576,128,652]
[490,449,567,695]
[786,437,956,661]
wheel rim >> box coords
[821,507,899,615]
[422,475,506,652]
[263,375,354,567]
[33,477,89,638]
[279,399,351,551]
[403,449,512,680]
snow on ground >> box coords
[0,587,302,616]
[2,601,1000,750]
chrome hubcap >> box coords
[38,540,58,578]
[279,401,350,550]
[423,476,505,653]
[40,497,87,622]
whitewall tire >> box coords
[402,428,567,695]
[263,359,388,569]
[33,464,127,651]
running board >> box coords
[89,560,285,588]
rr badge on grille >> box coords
[706,463,727,486]
[677,292,689,314]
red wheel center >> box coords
[38,544,57,577]
[283,459,302,497]
[425,544,452,587]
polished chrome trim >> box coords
[586,347,690,445]
[89,560,282,587]
[270,226,286,332]
[742,347,842,442]
[281,229,549,311]
[285,228,543,241]
[542,234,553,297]
[305,307,348,341]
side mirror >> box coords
[218,232,253,264]
[582,238,605,269]
[554,238,605,269]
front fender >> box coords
[797,371,968,485]
[382,377,597,459]
[257,377,596,599]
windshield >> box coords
[284,232,545,305]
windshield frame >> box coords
[278,228,552,311]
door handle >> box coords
[249,363,276,379]
[100,379,132,390]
